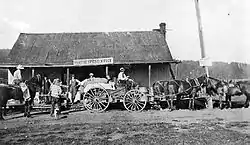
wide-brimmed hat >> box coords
[89,73,94,76]
[120,67,125,71]
[16,64,24,69]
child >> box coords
[49,79,62,117]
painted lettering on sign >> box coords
[73,57,113,66]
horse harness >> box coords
[155,78,203,97]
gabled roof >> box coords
[0,49,10,63]
[7,31,175,66]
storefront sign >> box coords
[73,57,114,66]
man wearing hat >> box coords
[118,67,128,82]
[13,64,24,85]
[88,73,95,81]
[118,67,132,90]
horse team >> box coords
[152,74,250,110]
[0,73,249,120]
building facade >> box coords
[1,23,178,87]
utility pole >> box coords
[194,0,209,76]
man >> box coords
[13,64,24,85]
[117,67,128,83]
[43,76,51,103]
[117,67,132,90]
[69,74,80,103]
[12,65,32,117]
[88,73,95,81]
[50,79,62,117]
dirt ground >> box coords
[0,106,250,145]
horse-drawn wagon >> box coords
[76,77,148,112]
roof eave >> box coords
[0,60,178,68]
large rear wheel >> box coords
[83,87,110,112]
[123,89,147,111]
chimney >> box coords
[152,23,166,38]
[159,22,166,38]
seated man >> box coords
[117,67,133,90]
[117,67,128,84]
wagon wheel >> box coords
[123,89,147,111]
[83,87,110,112]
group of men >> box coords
[11,65,133,117]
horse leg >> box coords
[166,99,170,110]
[244,92,250,108]
[219,95,223,109]
[192,94,195,110]
[176,95,181,110]
[188,96,191,110]
[27,100,31,117]
[170,96,174,111]
[228,95,232,109]
[24,101,27,117]
[0,105,4,120]
[3,105,6,116]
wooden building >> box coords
[0,23,178,87]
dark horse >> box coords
[206,77,242,109]
[152,74,208,110]
[234,81,250,108]
[23,74,42,117]
[0,84,23,120]
[0,74,42,120]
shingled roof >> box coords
[7,31,175,66]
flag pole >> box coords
[194,0,209,76]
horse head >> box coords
[26,73,43,93]
[197,74,210,87]
[206,77,221,96]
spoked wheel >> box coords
[83,87,110,112]
[123,89,147,111]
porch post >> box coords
[66,68,70,93]
[169,63,176,80]
[148,64,151,87]
[105,66,109,76]
[31,68,35,77]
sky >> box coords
[0,0,249,63]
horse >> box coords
[235,81,250,108]
[0,84,24,120]
[152,74,208,110]
[23,74,42,117]
[206,77,242,109]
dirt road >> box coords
[0,108,250,144]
